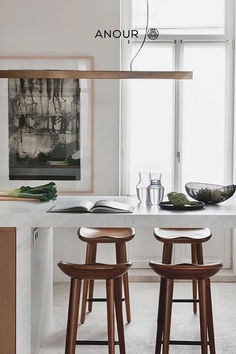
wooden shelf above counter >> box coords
[0,70,193,80]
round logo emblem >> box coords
[147,28,159,40]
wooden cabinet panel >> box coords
[0,228,16,354]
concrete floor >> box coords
[39,282,236,353]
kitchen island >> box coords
[1,195,236,228]
[1,195,236,354]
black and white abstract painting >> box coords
[8,78,81,180]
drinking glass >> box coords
[147,172,164,205]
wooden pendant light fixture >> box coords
[0,70,192,80]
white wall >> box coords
[0,0,121,195]
[0,0,122,280]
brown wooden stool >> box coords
[78,227,135,324]
[58,261,132,354]
[154,228,212,314]
[150,262,222,354]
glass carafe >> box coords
[147,173,164,205]
[136,171,150,203]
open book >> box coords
[48,199,134,213]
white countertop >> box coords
[0,195,236,228]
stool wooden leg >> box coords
[123,272,131,323]
[115,277,126,354]
[198,279,208,354]
[206,279,216,354]
[80,244,92,323]
[116,243,131,323]
[163,279,173,354]
[88,244,97,313]
[155,242,173,354]
[163,243,173,264]
[196,243,204,264]
[107,279,115,354]
[155,278,166,354]
[65,278,81,354]
[191,244,198,314]
[122,244,131,324]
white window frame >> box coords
[120,0,235,196]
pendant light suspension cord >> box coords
[130,0,149,71]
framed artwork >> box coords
[0,56,94,193]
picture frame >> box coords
[0,56,94,193]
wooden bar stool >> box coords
[78,227,135,324]
[58,261,132,354]
[150,262,222,354]
[154,228,212,314]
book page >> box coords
[92,200,133,212]
[48,200,94,212]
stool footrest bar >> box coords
[76,340,119,346]
[161,340,210,346]
[172,299,199,303]
[87,297,125,302]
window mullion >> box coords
[224,39,235,184]
[173,39,183,192]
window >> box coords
[121,0,234,196]
[181,42,227,188]
[129,43,175,193]
[133,0,225,35]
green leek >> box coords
[0,182,57,201]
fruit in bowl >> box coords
[167,192,198,207]
[185,183,236,204]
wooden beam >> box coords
[0,228,16,354]
[0,70,193,80]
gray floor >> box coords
[39,282,236,353]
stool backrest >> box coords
[58,261,132,280]
[149,262,222,280]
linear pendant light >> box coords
[0,70,192,80]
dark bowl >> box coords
[185,182,236,204]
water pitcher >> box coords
[136,171,150,203]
